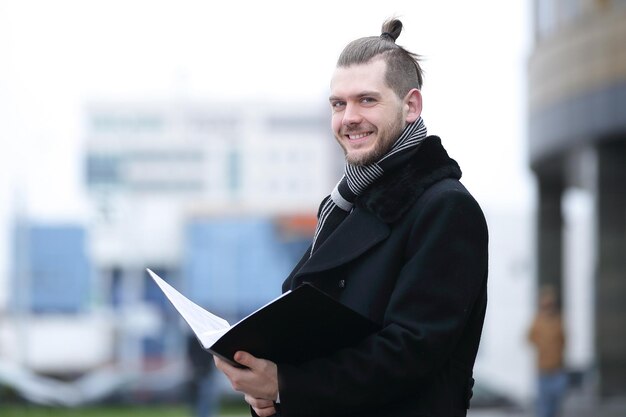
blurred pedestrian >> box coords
[187,333,221,417]
[527,285,567,417]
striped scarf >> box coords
[311,117,428,255]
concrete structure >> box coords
[528,0,626,402]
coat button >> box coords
[338,279,346,288]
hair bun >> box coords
[380,18,402,42]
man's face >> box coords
[329,58,407,166]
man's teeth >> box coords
[348,132,371,140]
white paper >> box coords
[146,269,231,348]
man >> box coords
[215,18,488,417]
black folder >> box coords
[147,269,380,367]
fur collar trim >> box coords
[357,136,462,223]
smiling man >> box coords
[215,18,489,417]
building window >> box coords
[91,115,163,133]
[536,0,558,38]
[228,149,240,194]
[86,154,121,186]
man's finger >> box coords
[214,355,240,383]
[234,351,256,368]
[245,394,274,409]
[213,356,230,373]
[245,394,276,417]
[253,406,276,417]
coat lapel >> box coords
[284,136,462,291]
[294,206,389,278]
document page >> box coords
[147,269,231,348]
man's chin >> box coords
[345,151,379,166]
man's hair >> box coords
[336,18,423,98]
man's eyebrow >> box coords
[356,91,382,98]
[329,91,382,101]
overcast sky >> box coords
[0,0,533,303]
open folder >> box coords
[147,269,379,367]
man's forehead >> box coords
[330,59,388,96]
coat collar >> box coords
[357,135,462,223]
[286,136,461,286]
[291,206,389,278]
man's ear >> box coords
[403,88,422,123]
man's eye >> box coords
[331,101,345,109]
[361,97,376,104]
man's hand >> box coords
[244,394,277,417]
[214,351,278,416]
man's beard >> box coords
[341,112,405,166]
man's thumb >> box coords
[234,351,253,367]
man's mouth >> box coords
[346,132,373,140]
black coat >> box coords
[277,136,488,417]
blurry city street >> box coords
[1,0,625,416]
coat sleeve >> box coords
[276,187,488,416]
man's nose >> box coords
[342,103,362,126]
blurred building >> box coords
[81,100,335,395]
[5,221,113,376]
[528,0,626,403]
[0,99,336,405]
[183,216,312,323]
[11,223,91,314]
